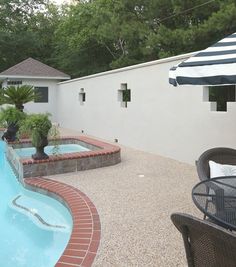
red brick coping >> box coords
[13,136,120,165]
[24,177,101,267]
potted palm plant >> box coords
[0,107,26,142]
[20,113,52,160]
[0,85,38,111]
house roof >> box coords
[0,58,70,80]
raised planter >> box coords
[6,136,121,181]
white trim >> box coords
[58,51,197,85]
[186,53,236,62]
[0,75,70,80]
[220,37,236,43]
[174,62,236,77]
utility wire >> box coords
[159,0,216,22]
[66,0,217,54]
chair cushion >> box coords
[209,160,236,178]
[209,160,236,195]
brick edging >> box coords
[24,177,101,267]
[11,136,121,165]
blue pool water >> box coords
[0,141,72,266]
[15,144,90,158]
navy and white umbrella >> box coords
[169,32,236,86]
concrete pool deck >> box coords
[48,128,201,266]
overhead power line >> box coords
[159,0,216,22]
[65,0,217,55]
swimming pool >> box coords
[0,141,72,267]
[15,144,90,158]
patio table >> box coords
[192,176,236,231]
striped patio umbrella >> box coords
[169,32,236,86]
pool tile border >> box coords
[11,136,121,164]
[7,136,121,178]
[24,177,101,267]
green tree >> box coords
[2,0,236,78]
[144,0,236,59]
[53,2,114,77]
[54,0,236,76]
[0,0,60,71]
[53,0,152,76]
[27,2,62,66]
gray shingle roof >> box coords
[0,58,70,79]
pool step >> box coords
[10,195,69,232]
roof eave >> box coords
[0,75,71,80]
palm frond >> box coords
[2,85,39,110]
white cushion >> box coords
[209,160,236,178]
[209,160,236,195]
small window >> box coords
[7,80,22,86]
[82,93,86,102]
[122,89,131,103]
[79,88,86,105]
[209,85,235,111]
[34,87,48,103]
[79,92,86,102]
[118,83,131,108]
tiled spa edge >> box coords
[7,136,121,178]
[24,177,101,267]
[13,136,121,164]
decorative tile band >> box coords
[12,195,66,229]
[24,177,101,267]
[10,136,121,164]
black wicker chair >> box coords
[171,213,236,267]
[196,147,236,181]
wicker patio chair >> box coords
[171,213,236,267]
[196,147,236,181]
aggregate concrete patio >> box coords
[49,128,202,266]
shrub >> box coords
[20,113,52,148]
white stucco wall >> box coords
[56,53,236,164]
[2,78,59,121]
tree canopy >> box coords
[0,0,236,78]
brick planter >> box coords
[6,136,121,181]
